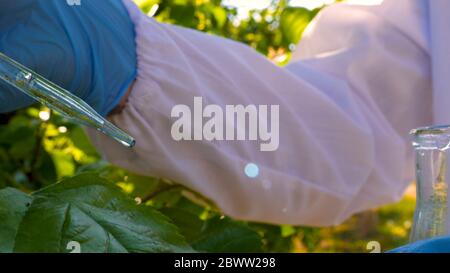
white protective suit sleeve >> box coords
[87,0,432,226]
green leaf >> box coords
[34,150,57,186]
[160,207,204,243]
[160,198,262,253]
[211,6,227,28]
[7,127,37,160]
[120,173,161,198]
[280,7,314,45]
[0,174,192,253]
[170,4,196,27]
[68,126,100,163]
[192,216,262,253]
[0,188,32,252]
[51,151,75,179]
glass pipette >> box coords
[0,52,135,148]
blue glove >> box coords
[0,0,137,116]
[388,236,450,253]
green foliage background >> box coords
[0,0,415,253]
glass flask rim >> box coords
[411,125,450,150]
[410,125,450,136]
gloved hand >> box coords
[388,236,450,253]
[0,0,137,116]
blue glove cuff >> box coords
[388,236,450,253]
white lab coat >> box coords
[88,0,434,226]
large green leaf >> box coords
[0,188,32,252]
[191,216,262,252]
[162,207,262,253]
[160,207,204,243]
[160,196,262,253]
[0,174,192,253]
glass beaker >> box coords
[409,125,450,242]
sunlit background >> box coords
[223,0,384,12]
[223,0,336,11]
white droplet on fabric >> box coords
[245,163,259,178]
